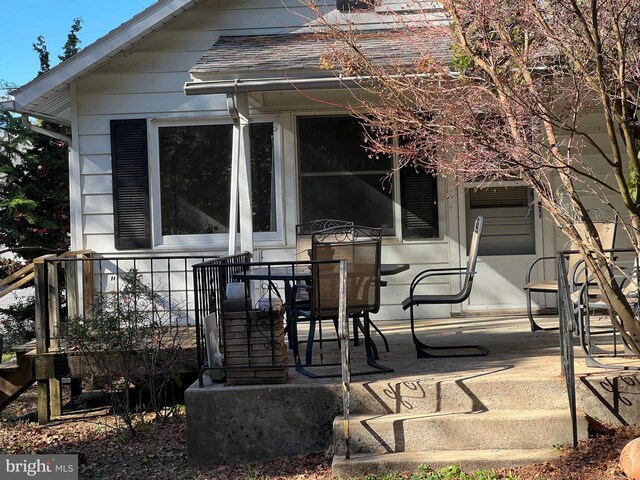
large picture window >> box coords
[158,122,275,238]
[297,116,394,234]
[297,115,439,238]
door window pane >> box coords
[466,186,535,255]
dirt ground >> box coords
[0,385,636,479]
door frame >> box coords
[453,181,549,312]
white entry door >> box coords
[459,184,545,311]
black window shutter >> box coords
[110,119,151,250]
[400,168,439,238]
[337,0,373,12]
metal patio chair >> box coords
[572,253,640,368]
[401,216,489,358]
[295,219,354,261]
[524,217,617,332]
[293,219,357,342]
[294,225,392,373]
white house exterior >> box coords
[2,0,599,320]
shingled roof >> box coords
[189,30,452,79]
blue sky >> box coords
[0,0,154,88]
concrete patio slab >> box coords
[186,314,640,467]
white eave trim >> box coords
[12,0,202,108]
[0,99,15,112]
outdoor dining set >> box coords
[192,217,488,385]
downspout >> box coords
[21,114,72,146]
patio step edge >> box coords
[333,410,588,455]
[349,376,568,414]
[331,448,562,479]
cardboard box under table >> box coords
[222,299,288,385]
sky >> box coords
[0,0,155,89]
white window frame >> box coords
[149,115,284,250]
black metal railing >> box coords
[557,251,578,448]
[557,247,640,447]
[192,256,358,381]
[192,254,352,457]
[33,252,221,358]
[192,252,252,386]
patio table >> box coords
[232,263,408,376]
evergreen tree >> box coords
[32,36,50,77]
[59,18,83,61]
[0,19,83,261]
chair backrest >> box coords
[568,218,617,285]
[458,216,484,301]
[296,219,354,261]
[311,225,381,316]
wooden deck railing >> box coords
[0,263,35,301]
[32,250,220,424]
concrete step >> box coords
[331,448,562,479]
[334,409,587,455]
[349,375,569,414]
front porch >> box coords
[186,313,640,475]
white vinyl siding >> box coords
[75,0,313,252]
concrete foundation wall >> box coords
[186,378,343,465]
[577,371,640,426]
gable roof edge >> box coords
[11,0,203,112]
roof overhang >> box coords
[185,31,450,96]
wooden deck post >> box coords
[65,250,94,318]
[82,252,94,316]
[34,255,51,425]
[65,255,79,319]
[48,261,60,352]
[47,259,63,419]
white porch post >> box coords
[227,92,254,255]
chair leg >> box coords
[352,316,360,346]
[363,313,393,373]
[354,315,380,360]
[289,315,301,364]
[409,304,488,358]
[305,319,317,365]
[526,289,558,332]
[369,318,389,352]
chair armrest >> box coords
[525,256,556,283]
[409,267,465,290]
[409,269,476,298]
